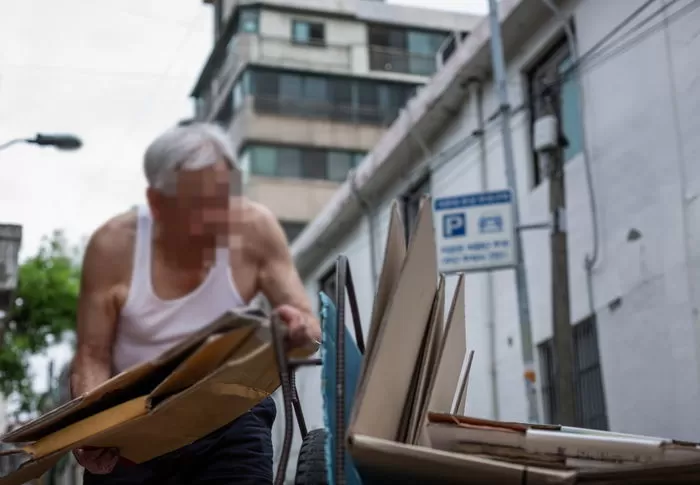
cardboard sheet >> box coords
[0,307,297,484]
[347,194,700,484]
[349,196,438,441]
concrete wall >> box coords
[229,98,386,153]
[280,3,700,478]
[223,0,479,33]
[245,175,343,222]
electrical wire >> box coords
[539,0,695,97]
[578,0,700,77]
[399,0,699,198]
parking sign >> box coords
[443,213,466,238]
[433,190,516,273]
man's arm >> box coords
[254,206,321,347]
[70,226,121,398]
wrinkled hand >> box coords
[74,447,119,475]
[274,304,317,349]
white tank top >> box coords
[112,205,246,374]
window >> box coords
[277,147,303,178]
[368,25,447,76]
[292,20,325,46]
[407,31,443,76]
[318,266,338,305]
[214,96,233,126]
[278,73,303,115]
[194,97,207,120]
[327,151,354,182]
[401,176,431,245]
[528,37,583,186]
[280,221,306,243]
[244,144,365,181]
[303,149,327,179]
[357,80,380,123]
[329,78,353,121]
[232,71,251,111]
[250,146,277,176]
[440,31,469,65]
[538,316,608,430]
[238,7,259,33]
[245,68,419,125]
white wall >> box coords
[290,0,700,459]
[258,9,365,74]
[256,7,438,82]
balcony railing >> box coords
[368,45,438,77]
[199,33,357,122]
[249,95,403,126]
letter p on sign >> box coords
[443,213,466,238]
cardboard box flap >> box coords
[2,308,267,444]
[402,276,445,445]
[429,273,466,413]
[350,202,406,430]
[427,413,700,473]
[79,339,280,464]
[405,274,467,446]
[0,452,63,485]
[368,201,406,345]
[350,195,438,441]
[21,396,149,460]
[150,324,257,400]
[577,459,700,482]
[348,433,576,484]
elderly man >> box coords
[70,122,320,484]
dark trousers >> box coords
[83,397,277,485]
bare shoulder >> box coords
[231,198,287,260]
[83,209,136,279]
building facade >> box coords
[290,0,700,457]
[191,0,481,242]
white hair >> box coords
[144,122,237,195]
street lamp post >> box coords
[0,133,82,152]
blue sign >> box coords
[433,189,516,273]
[443,213,466,238]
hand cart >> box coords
[272,254,363,485]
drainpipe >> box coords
[469,77,500,420]
[350,170,378,292]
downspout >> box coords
[350,170,378,291]
[469,77,500,420]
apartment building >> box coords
[191,0,481,242]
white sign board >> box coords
[433,190,517,273]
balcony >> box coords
[229,96,388,153]
[368,45,438,77]
[202,34,355,120]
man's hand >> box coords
[275,304,319,349]
[74,447,120,475]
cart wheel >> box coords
[294,428,328,485]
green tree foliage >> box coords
[0,230,81,416]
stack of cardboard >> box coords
[0,308,290,485]
[347,196,700,484]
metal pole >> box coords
[486,0,539,423]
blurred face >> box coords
[148,160,232,242]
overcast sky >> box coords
[0,0,487,396]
